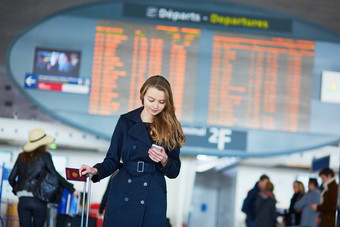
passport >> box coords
[65,167,87,182]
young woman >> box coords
[8,128,79,227]
[79,75,186,226]
[286,180,305,226]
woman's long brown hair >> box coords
[140,75,186,150]
[18,146,46,163]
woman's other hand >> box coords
[148,146,168,166]
[79,164,98,177]
[73,189,81,197]
[97,212,104,220]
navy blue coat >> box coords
[241,182,260,221]
[92,107,181,227]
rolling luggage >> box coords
[56,169,95,227]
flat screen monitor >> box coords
[33,47,81,77]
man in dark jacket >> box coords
[311,168,338,227]
[242,174,269,227]
[97,168,120,218]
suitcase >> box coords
[56,214,96,227]
[57,172,95,227]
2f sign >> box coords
[208,128,232,150]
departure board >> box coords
[88,20,315,133]
[208,33,314,132]
[89,21,200,122]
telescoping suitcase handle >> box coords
[81,173,93,227]
[65,168,93,227]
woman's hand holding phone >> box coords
[148,144,168,166]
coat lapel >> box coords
[125,107,151,147]
[128,121,151,147]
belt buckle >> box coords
[137,161,144,173]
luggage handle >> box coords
[66,193,71,215]
[65,168,93,227]
[80,173,93,227]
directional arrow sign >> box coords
[23,72,90,94]
[24,73,38,89]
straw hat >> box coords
[23,128,55,152]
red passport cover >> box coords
[65,167,87,182]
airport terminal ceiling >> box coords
[5,0,340,156]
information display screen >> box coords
[89,21,200,122]
[208,33,314,132]
[88,20,314,132]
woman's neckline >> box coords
[140,109,154,123]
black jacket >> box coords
[242,182,260,220]
[286,192,303,225]
[8,151,75,203]
[255,190,277,227]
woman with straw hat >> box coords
[8,128,79,227]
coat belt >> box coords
[124,161,156,173]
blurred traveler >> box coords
[255,181,276,227]
[286,180,305,226]
[241,174,270,227]
[8,128,79,227]
[58,52,73,75]
[311,167,338,227]
[97,169,120,219]
[294,178,320,227]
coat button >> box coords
[128,179,132,183]
[133,145,136,149]
[143,182,147,186]
[140,200,145,205]
[125,197,129,202]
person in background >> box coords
[241,174,270,227]
[35,54,47,73]
[286,180,305,226]
[8,128,79,227]
[97,169,120,219]
[294,178,320,227]
[255,181,276,227]
[79,75,186,227]
[46,51,59,74]
[57,52,73,75]
[311,167,338,227]
[69,53,80,76]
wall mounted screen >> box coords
[89,20,314,132]
[33,47,81,77]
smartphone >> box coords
[151,144,162,151]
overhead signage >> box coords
[311,156,330,172]
[183,125,247,151]
[123,3,292,32]
[24,73,90,94]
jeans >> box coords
[246,219,255,227]
[17,197,47,227]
